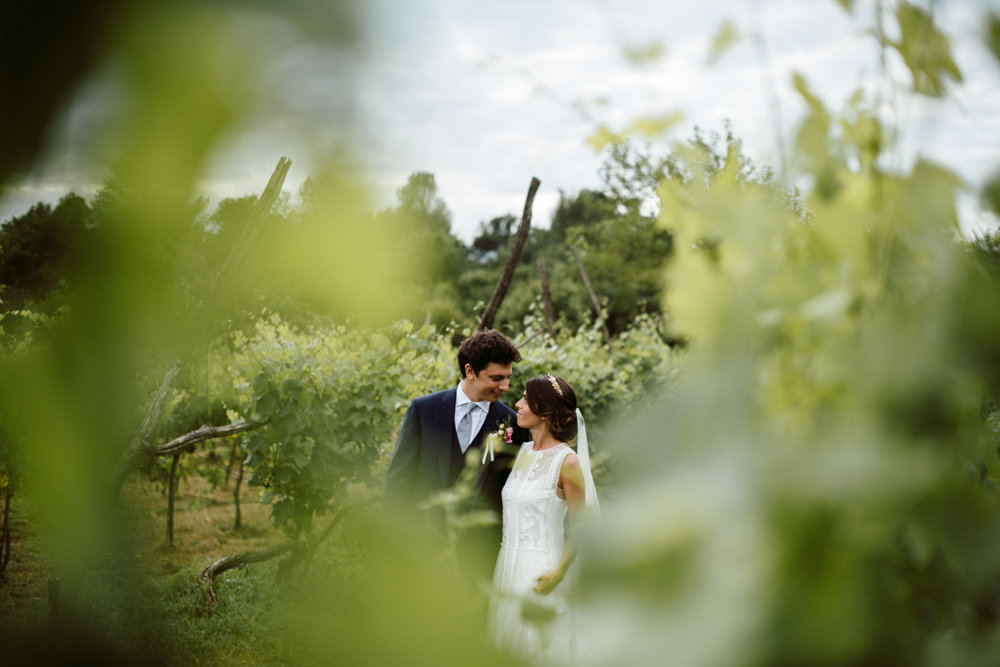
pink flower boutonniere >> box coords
[484,417,514,464]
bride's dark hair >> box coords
[525,375,578,443]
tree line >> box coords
[0,127,794,348]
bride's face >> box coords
[515,392,544,430]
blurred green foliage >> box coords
[891,2,963,97]
[569,6,1000,665]
[3,0,1000,665]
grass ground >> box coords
[122,473,286,575]
[0,463,486,666]
[0,472,309,666]
[0,470,514,667]
[1,473,284,612]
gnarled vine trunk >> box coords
[199,501,369,606]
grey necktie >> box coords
[458,404,475,453]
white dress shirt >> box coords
[455,382,490,451]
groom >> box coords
[383,329,527,576]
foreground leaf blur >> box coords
[3,1,1000,666]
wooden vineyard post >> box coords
[0,480,11,574]
[223,440,238,489]
[232,443,243,531]
[166,452,180,548]
[48,577,61,628]
[479,177,541,331]
[537,257,557,339]
[570,245,612,349]
[112,157,291,492]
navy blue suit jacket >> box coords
[383,387,526,519]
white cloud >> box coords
[3,0,999,245]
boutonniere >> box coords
[483,416,514,464]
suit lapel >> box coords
[470,402,496,451]
[470,401,506,504]
[438,388,458,488]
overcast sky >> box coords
[3,0,999,241]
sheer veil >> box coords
[575,408,601,515]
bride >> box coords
[488,374,600,661]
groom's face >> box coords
[463,362,512,403]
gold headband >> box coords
[547,374,564,396]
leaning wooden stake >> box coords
[479,177,541,331]
[537,257,557,339]
[112,158,291,492]
[569,245,612,348]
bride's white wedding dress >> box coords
[489,441,577,661]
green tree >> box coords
[391,172,466,284]
[0,193,92,313]
[371,172,469,326]
[455,141,677,336]
[448,132,794,338]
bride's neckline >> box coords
[527,440,566,452]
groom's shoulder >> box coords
[410,387,454,410]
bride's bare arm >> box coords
[533,453,584,595]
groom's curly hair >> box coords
[457,329,521,379]
[525,375,578,444]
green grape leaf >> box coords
[892,2,962,97]
[271,499,295,528]
[984,170,1000,217]
[988,13,1000,66]
[292,451,310,469]
[623,42,665,64]
[586,125,624,153]
[708,21,740,66]
[626,113,684,138]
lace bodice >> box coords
[500,442,573,552]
